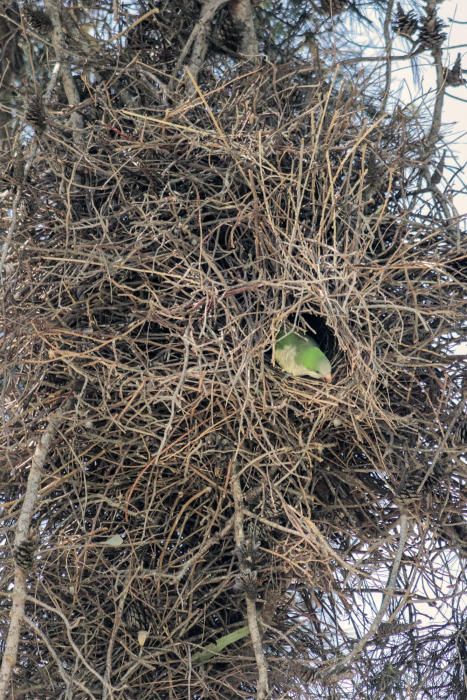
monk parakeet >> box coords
[274,329,332,382]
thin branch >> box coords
[0,410,66,700]
[380,0,395,113]
[231,463,269,700]
[0,60,60,283]
[23,617,94,698]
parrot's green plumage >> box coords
[274,329,332,382]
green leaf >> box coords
[191,625,250,664]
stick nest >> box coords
[1,60,465,699]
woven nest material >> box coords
[1,59,465,699]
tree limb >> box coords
[0,409,65,700]
[229,0,259,57]
[231,463,269,700]
[44,0,84,147]
[186,0,229,90]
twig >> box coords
[26,595,114,692]
[0,59,60,283]
[0,409,66,700]
[380,0,395,114]
[23,617,94,698]
[231,463,269,700]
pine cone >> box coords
[238,533,261,569]
[236,569,258,596]
[392,3,418,38]
[13,156,25,183]
[364,151,381,189]
[6,153,25,185]
[23,4,53,36]
[212,9,244,53]
[444,54,465,87]
[453,418,466,447]
[25,95,46,131]
[14,540,36,570]
[122,599,151,633]
[418,11,446,50]
[397,469,424,499]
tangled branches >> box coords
[0,41,465,700]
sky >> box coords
[434,0,466,216]
[384,1,466,216]
[395,1,466,354]
[442,2,466,353]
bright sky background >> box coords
[363,1,466,353]
[389,1,466,217]
[398,1,466,354]
[443,2,467,354]
[439,0,467,216]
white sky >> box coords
[443,2,467,354]
[438,0,467,216]
[396,1,466,354]
[390,1,466,216]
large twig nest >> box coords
[1,60,465,699]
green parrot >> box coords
[274,328,332,382]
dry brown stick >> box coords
[26,594,112,692]
[231,462,269,700]
[23,617,93,698]
[0,409,65,700]
[175,515,235,582]
[110,7,161,44]
[0,6,22,146]
[103,570,135,699]
[417,398,466,494]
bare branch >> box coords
[186,0,229,88]
[231,464,269,700]
[0,410,65,700]
[229,0,259,57]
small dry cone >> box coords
[430,150,446,186]
[444,54,465,87]
[14,529,38,571]
[453,417,466,446]
[14,540,36,570]
[418,10,446,50]
[23,5,53,35]
[215,8,245,52]
[25,94,47,132]
[392,3,418,38]
[123,599,150,635]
